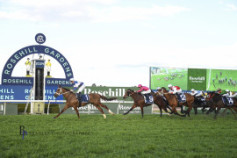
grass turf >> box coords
[0,114,237,158]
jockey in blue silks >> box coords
[70,78,86,107]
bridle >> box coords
[55,87,70,96]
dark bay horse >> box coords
[159,87,194,117]
[206,92,237,119]
[53,86,117,119]
[123,89,171,118]
[192,95,209,115]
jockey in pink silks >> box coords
[137,84,152,103]
[137,84,151,94]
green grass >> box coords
[1,114,237,158]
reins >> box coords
[55,88,71,96]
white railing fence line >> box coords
[0,100,138,115]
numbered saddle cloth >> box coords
[177,93,186,103]
[222,96,234,106]
[144,94,154,104]
[80,94,90,103]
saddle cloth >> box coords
[222,96,234,106]
[144,94,154,104]
[79,94,90,103]
[177,93,186,103]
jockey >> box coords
[190,89,202,97]
[168,84,182,101]
[156,87,161,92]
[168,84,182,94]
[223,89,237,98]
[215,88,222,94]
[137,84,151,101]
[70,78,86,107]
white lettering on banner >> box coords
[72,105,98,111]
[189,76,205,81]
[45,89,56,94]
[2,79,32,84]
[84,88,126,97]
[46,80,70,85]
[0,95,14,100]
[3,47,38,76]
[189,76,205,83]
[24,89,30,94]
[119,105,140,110]
[44,47,72,78]
[0,88,14,94]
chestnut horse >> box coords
[123,89,171,118]
[159,87,194,117]
[206,92,237,119]
[53,86,117,119]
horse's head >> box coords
[159,87,168,94]
[54,85,71,98]
[206,92,216,101]
[123,89,135,99]
[54,85,63,98]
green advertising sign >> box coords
[150,67,237,92]
[206,69,237,91]
[150,67,187,90]
[187,68,206,90]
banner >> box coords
[150,67,187,90]
[0,85,63,101]
[188,68,206,90]
[150,67,237,92]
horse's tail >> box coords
[100,95,117,101]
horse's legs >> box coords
[140,106,144,118]
[194,107,198,115]
[123,104,136,115]
[180,105,185,114]
[232,107,237,119]
[214,107,221,119]
[94,105,106,119]
[229,108,237,118]
[159,106,163,117]
[185,103,193,117]
[54,104,69,119]
[99,103,115,115]
[171,105,185,117]
[73,106,80,119]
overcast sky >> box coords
[0,0,237,87]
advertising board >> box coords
[150,67,237,91]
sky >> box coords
[0,0,237,87]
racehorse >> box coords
[159,87,194,117]
[206,91,237,119]
[53,86,117,119]
[123,89,171,118]
[192,96,209,115]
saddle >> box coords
[77,94,90,103]
[222,96,234,106]
[176,93,186,103]
[143,93,154,104]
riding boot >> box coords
[143,94,148,102]
[77,92,82,107]
[176,94,181,102]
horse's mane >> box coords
[62,87,71,91]
[127,89,134,92]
